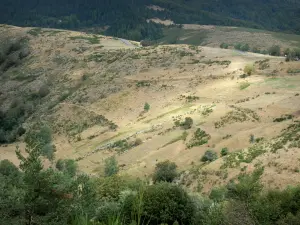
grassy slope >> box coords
[1,25,300,194]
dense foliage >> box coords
[3,126,300,225]
[1,0,300,41]
[152,0,300,34]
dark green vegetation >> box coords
[3,127,300,224]
[153,160,178,183]
[1,0,300,41]
[187,128,210,149]
[1,119,300,225]
[174,117,194,130]
[151,0,300,34]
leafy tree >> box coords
[181,117,193,129]
[104,156,119,177]
[24,124,55,161]
[153,160,178,183]
[142,182,195,225]
[201,150,218,162]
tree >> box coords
[153,160,178,183]
[144,102,150,112]
[24,124,55,161]
[104,156,119,177]
[142,182,195,225]
[269,45,281,56]
[0,161,24,224]
[201,150,218,162]
[181,117,193,129]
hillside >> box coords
[1,0,300,40]
[159,25,300,51]
[1,25,300,195]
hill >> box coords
[0,0,300,40]
[1,25,300,194]
[158,25,300,50]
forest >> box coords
[2,125,300,225]
[0,0,300,40]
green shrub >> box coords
[187,128,210,148]
[220,43,229,49]
[142,182,195,225]
[241,44,250,52]
[201,150,218,162]
[104,156,119,177]
[153,160,178,183]
[144,102,150,111]
[234,43,242,50]
[94,201,120,223]
[227,167,264,202]
[221,147,229,156]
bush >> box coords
[269,45,281,56]
[241,44,250,52]
[104,156,119,177]
[153,160,178,183]
[221,147,229,156]
[234,43,242,50]
[220,43,229,49]
[144,102,150,111]
[142,182,195,225]
[244,64,254,76]
[0,159,21,177]
[94,202,120,223]
[201,150,218,162]
[181,117,193,129]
